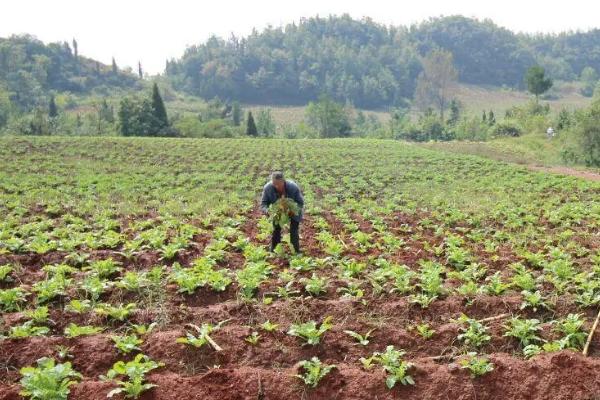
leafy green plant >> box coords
[64,323,104,338]
[270,198,300,228]
[65,299,93,314]
[19,357,82,400]
[101,354,163,399]
[301,273,328,296]
[177,320,227,350]
[415,323,435,339]
[455,315,491,348]
[260,320,279,332]
[24,306,50,324]
[361,345,415,388]
[344,329,374,346]
[245,331,261,345]
[503,317,543,347]
[0,287,27,311]
[555,313,587,350]
[295,357,336,388]
[288,316,333,345]
[0,264,14,281]
[94,303,137,321]
[112,334,143,354]
[6,321,50,339]
[459,352,494,378]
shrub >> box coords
[492,120,522,137]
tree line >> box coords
[166,15,600,108]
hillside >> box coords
[166,15,600,108]
[0,34,142,110]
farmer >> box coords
[260,171,304,253]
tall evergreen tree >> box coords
[246,111,258,136]
[72,38,78,59]
[138,62,143,79]
[112,57,118,74]
[151,82,169,129]
[488,110,496,125]
[48,95,58,118]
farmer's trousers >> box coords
[271,220,300,253]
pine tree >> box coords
[488,110,496,125]
[72,38,78,59]
[138,62,143,79]
[112,57,118,74]
[232,101,242,126]
[151,82,169,130]
[48,95,58,118]
[246,111,258,136]
[482,110,487,123]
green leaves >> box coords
[176,320,228,350]
[19,358,82,400]
[270,198,300,228]
[102,354,163,399]
[459,353,494,378]
[295,357,336,388]
[64,323,104,338]
[361,346,415,388]
[288,317,333,346]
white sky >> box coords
[1,0,599,74]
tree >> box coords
[246,111,258,136]
[72,38,78,59]
[305,95,351,138]
[232,101,242,126]
[526,66,553,101]
[112,57,118,74]
[488,110,496,125]
[580,66,598,97]
[446,100,461,125]
[138,62,143,79]
[256,108,276,137]
[578,99,600,167]
[414,49,458,121]
[48,95,58,118]
[151,82,169,130]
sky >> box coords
[1,0,599,74]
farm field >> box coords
[1,137,600,400]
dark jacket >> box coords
[260,179,304,222]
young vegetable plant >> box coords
[288,316,333,346]
[459,352,494,378]
[344,329,375,346]
[503,318,543,347]
[455,315,491,349]
[295,357,336,388]
[101,354,163,399]
[245,331,261,345]
[112,334,144,354]
[64,323,104,338]
[19,357,82,400]
[361,345,415,388]
[177,320,228,351]
[554,313,587,350]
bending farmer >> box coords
[260,171,304,253]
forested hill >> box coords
[166,15,600,108]
[0,35,141,110]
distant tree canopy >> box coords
[166,15,600,107]
[118,84,173,137]
[0,35,140,111]
[305,95,351,138]
[526,66,553,100]
[414,49,458,120]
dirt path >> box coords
[528,165,600,182]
